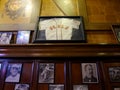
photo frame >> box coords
[0,32,12,44]
[0,0,41,31]
[38,63,54,83]
[16,30,31,44]
[111,24,120,43]
[113,87,120,90]
[5,63,22,83]
[49,84,64,90]
[108,67,120,82]
[32,16,86,43]
[73,85,88,90]
[14,84,29,90]
[81,63,99,83]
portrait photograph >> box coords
[38,63,54,83]
[49,84,64,90]
[16,30,31,44]
[73,85,88,90]
[81,63,98,83]
[0,32,12,44]
[5,63,22,82]
[14,84,29,90]
[109,67,120,82]
[113,87,120,90]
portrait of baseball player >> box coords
[49,84,64,90]
[73,85,88,90]
[5,63,22,82]
[14,84,29,90]
[109,67,120,82]
[81,63,98,83]
[38,63,54,83]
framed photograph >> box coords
[81,63,99,83]
[16,30,31,44]
[32,16,86,43]
[113,87,120,90]
[0,0,41,31]
[49,84,64,90]
[73,85,88,90]
[109,67,120,82]
[111,24,120,43]
[0,32,12,44]
[0,63,1,70]
[5,63,22,83]
[38,63,54,83]
[14,84,29,90]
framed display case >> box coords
[32,16,86,43]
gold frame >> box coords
[0,0,41,31]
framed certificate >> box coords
[32,16,86,43]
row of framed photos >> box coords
[3,83,120,90]
[0,31,31,44]
[0,63,120,83]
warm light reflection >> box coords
[25,2,32,11]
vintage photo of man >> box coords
[73,85,88,90]
[14,84,29,90]
[109,67,120,82]
[81,63,98,83]
[38,63,54,83]
[5,63,22,82]
[49,84,64,90]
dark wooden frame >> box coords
[5,63,23,83]
[38,63,55,84]
[81,63,99,83]
[32,16,86,43]
[111,24,120,43]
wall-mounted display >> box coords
[38,63,54,83]
[49,84,64,90]
[16,30,31,44]
[111,24,120,43]
[14,84,29,90]
[0,0,41,31]
[5,63,22,83]
[0,32,12,44]
[73,85,88,90]
[109,67,120,82]
[113,87,120,90]
[81,63,99,83]
[32,16,86,43]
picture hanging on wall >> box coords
[16,30,31,44]
[38,63,54,83]
[14,84,29,90]
[0,32,12,44]
[5,63,22,83]
[32,16,86,43]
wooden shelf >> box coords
[0,43,120,57]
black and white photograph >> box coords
[14,84,29,90]
[16,30,31,44]
[113,87,120,90]
[109,67,120,82]
[81,63,98,83]
[38,63,54,83]
[49,84,64,90]
[5,63,22,82]
[32,16,86,43]
[0,32,12,44]
[73,85,88,90]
